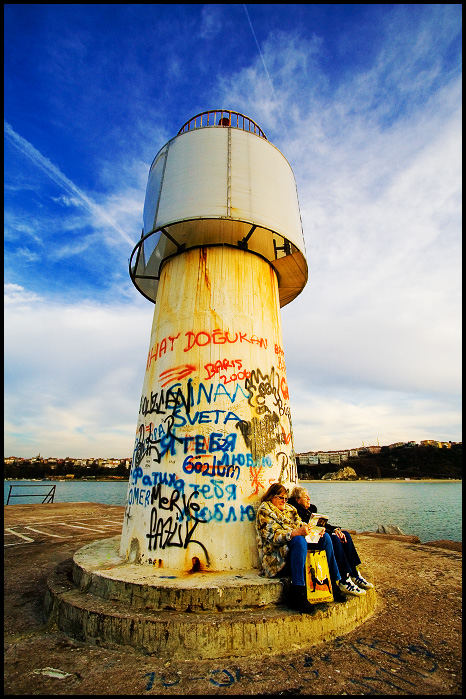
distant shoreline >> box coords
[4,478,128,482]
[4,477,462,484]
[300,478,462,483]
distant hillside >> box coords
[297,443,462,480]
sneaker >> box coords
[338,577,366,596]
[352,573,374,589]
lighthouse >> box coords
[45,111,375,658]
[120,109,308,573]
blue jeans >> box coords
[329,530,361,580]
[285,533,341,586]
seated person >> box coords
[288,486,374,594]
[255,483,358,613]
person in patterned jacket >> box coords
[255,482,342,613]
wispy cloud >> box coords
[3,212,44,245]
[199,5,223,40]
[4,121,135,247]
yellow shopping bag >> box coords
[305,549,334,604]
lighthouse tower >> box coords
[45,111,375,659]
[120,110,308,573]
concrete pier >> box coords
[44,535,376,659]
[4,502,462,695]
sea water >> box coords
[4,479,462,543]
[301,481,461,543]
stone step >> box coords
[71,536,284,612]
[45,543,378,660]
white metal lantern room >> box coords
[130,109,308,307]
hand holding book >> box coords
[304,513,329,544]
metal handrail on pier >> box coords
[6,484,56,505]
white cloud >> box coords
[4,283,43,306]
[4,287,153,457]
[3,212,45,246]
[4,7,461,457]
[51,194,82,207]
[13,247,40,263]
[215,23,461,450]
[289,387,461,452]
[281,82,461,396]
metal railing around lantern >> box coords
[177,109,267,140]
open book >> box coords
[305,513,329,544]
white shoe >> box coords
[352,573,374,589]
[338,576,366,596]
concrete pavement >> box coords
[4,502,462,695]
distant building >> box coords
[297,450,351,464]
[419,440,450,448]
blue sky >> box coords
[4,4,462,458]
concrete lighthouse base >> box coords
[44,536,377,660]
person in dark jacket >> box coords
[288,486,374,595]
